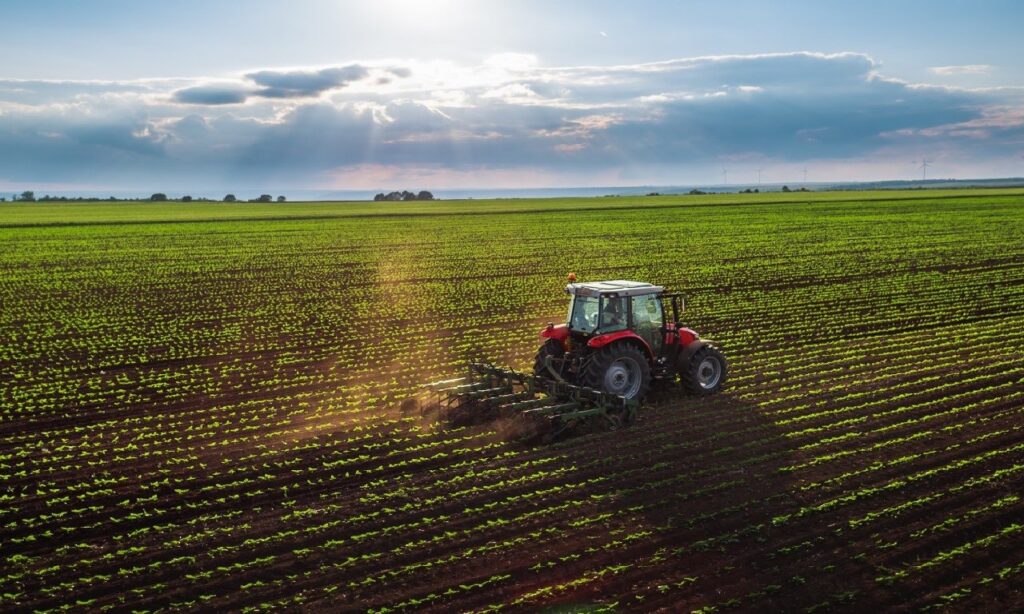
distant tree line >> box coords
[152,193,287,203]
[373,190,435,202]
[7,191,288,203]
[220,194,286,203]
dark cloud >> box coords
[583,77,981,163]
[236,104,376,170]
[170,64,378,105]
[0,109,166,184]
[172,84,251,105]
[245,64,370,98]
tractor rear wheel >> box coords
[680,344,727,395]
[582,343,651,401]
[533,339,565,378]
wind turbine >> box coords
[756,168,763,187]
[802,167,808,184]
[915,158,932,181]
[721,168,728,186]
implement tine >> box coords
[498,396,553,412]
[425,375,468,388]
[433,381,489,395]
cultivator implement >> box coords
[425,363,639,442]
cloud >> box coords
[929,64,993,76]
[3,52,1024,189]
[173,84,251,105]
[0,106,166,185]
[171,64,384,105]
[480,83,541,103]
[245,64,370,98]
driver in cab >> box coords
[600,297,626,331]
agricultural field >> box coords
[2,189,1024,612]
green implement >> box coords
[425,363,639,441]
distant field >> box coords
[4,187,1024,225]
[2,190,1024,611]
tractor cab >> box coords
[565,280,666,347]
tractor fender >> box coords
[540,324,570,350]
[666,324,699,347]
[678,339,709,367]
[587,330,655,362]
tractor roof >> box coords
[565,280,664,297]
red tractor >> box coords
[427,277,726,438]
[533,278,727,402]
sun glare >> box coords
[357,0,463,29]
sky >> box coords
[1,0,1024,195]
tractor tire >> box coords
[533,339,565,378]
[581,343,651,401]
[680,344,727,396]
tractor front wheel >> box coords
[582,343,651,401]
[680,344,727,395]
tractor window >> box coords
[568,295,600,333]
[632,294,663,352]
[599,296,628,333]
